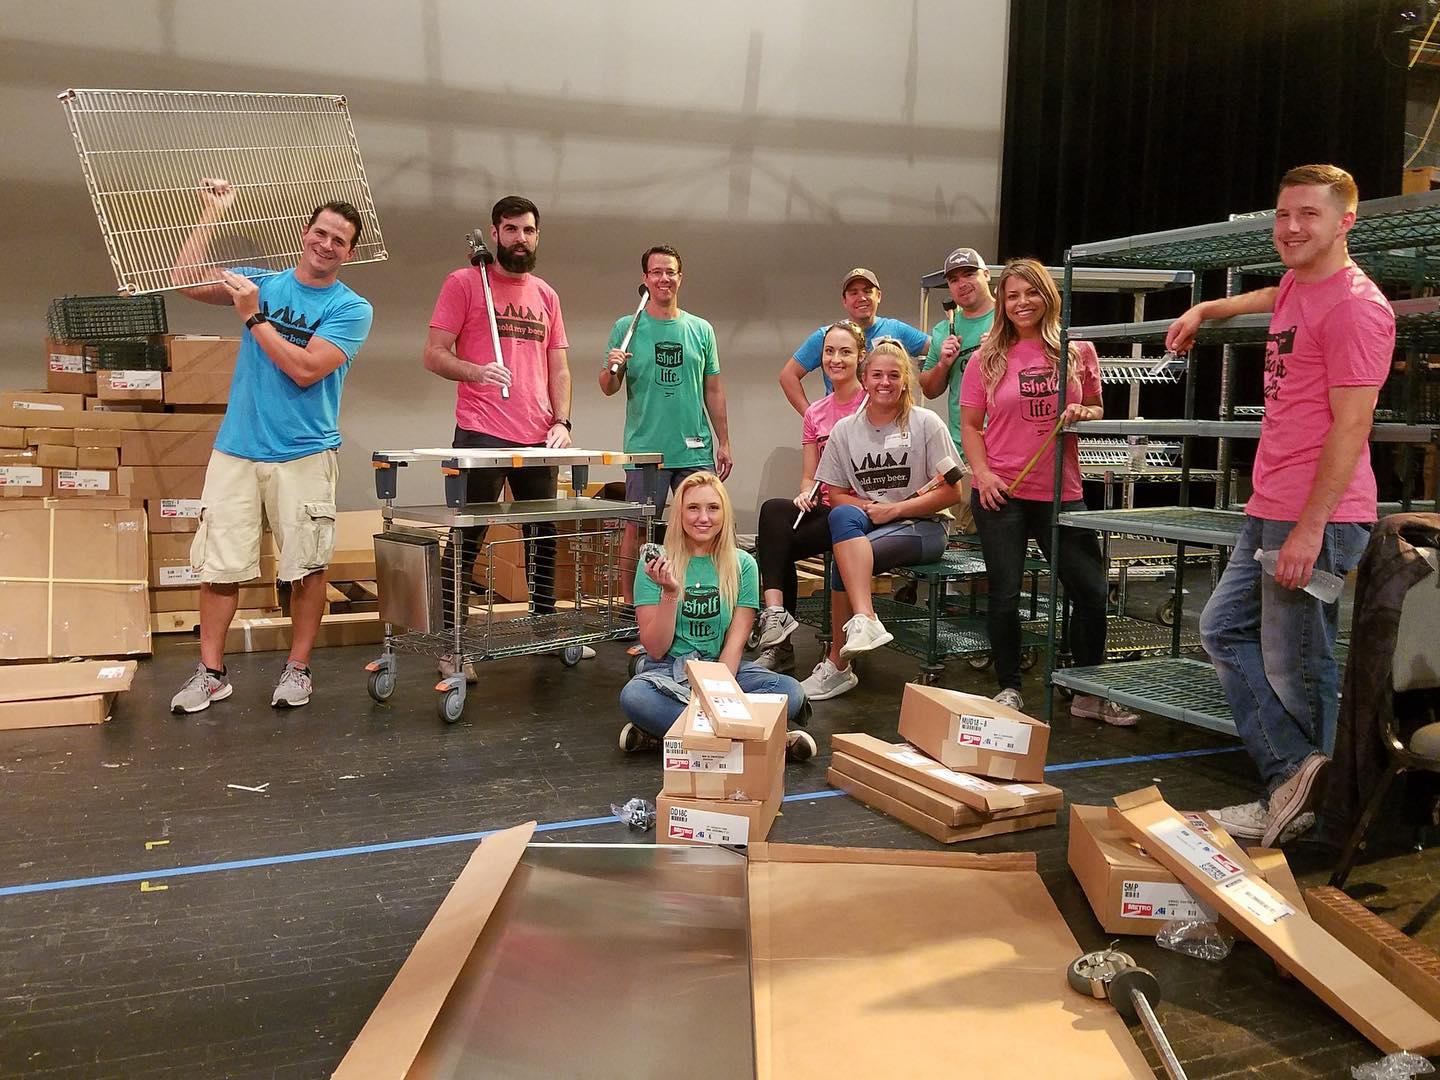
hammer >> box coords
[793,393,869,528]
[912,455,964,497]
[610,285,650,375]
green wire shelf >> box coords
[1051,657,1237,736]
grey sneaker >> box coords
[993,687,1025,712]
[618,722,659,753]
[756,640,796,673]
[800,657,858,701]
[1262,752,1330,847]
[271,662,312,708]
[171,664,232,715]
[438,653,478,684]
[757,606,800,648]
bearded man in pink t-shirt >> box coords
[1166,165,1395,848]
[422,194,575,681]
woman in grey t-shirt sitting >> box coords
[800,339,968,700]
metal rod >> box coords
[475,260,511,401]
[1130,990,1188,1080]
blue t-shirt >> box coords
[792,316,931,392]
[213,267,374,463]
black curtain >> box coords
[999,0,1407,265]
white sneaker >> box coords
[757,605,800,648]
[785,729,817,762]
[993,687,1025,712]
[839,614,893,661]
[800,657,859,701]
[1209,800,1268,841]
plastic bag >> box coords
[1352,1052,1435,1080]
[1155,918,1235,961]
[611,797,655,831]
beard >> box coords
[496,240,537,274]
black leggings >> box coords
[755,498,834,614]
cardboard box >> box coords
[26,427,74,447]
[116,428,216,467]
[1,390,85,413]
[222,612,383,652]
[333,825,1152,1079]
[0,659,137,729]
[119,464,207,501]
[662,693,787,800]
[1112,785,1440,1055]
[166,334,240,375]
[149,582,277,613]
[55,469,116,497]
[163,371,231,406]
[0,507,151,660]
[829,751,1061,827]
[97,369,165,402]
[149,530,201,588]
[87,400,162,413]
[36,444,77,469]
[76,446,120,469]
[145,497,203,533]
[0,427,27,449]
[73,428,125,448]
[827,761,1057,844]
[897,683,1051,781]
[656,781,783,846]
[0,449,37,466]
[329,510,380,579]
[0,466,50,498]
[679,694,733,753]
[0,405,222,432]
[831,733,1027,814]
[45,339,98,396]
[684,657,770,739]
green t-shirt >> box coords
[607,309,720,469]
[922,307,996,454]
[633,550,759,659]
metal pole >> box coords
[1044,256,1075,719]
[1131,990,1188,1080]
[476,261,511,400]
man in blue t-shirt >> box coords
[167,177,374,716]
[777,267,929,414]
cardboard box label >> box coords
[159,498,203,519]
[0,466,44,487]
[957,712,1032,754]
[13,400,63,411]
[108,370,163,390]
[57,469,111,491]
[690,708,716,735]
[665,805,749,845]
[709,694,752,722]
[49,352,85,374]
[1003,783,1039,796]
[1218,875,1295,925]
[1149,819,1246,883]
[1120,880,1214,921]
[662,737,744,773]
[97,665,129,679]
[157,565,201,586]
[700,678,733,692]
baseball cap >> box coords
[841,267,880,291]
[943,248,987,275]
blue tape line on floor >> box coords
[0,743,1240,898]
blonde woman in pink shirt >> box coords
[959,258,1136,726]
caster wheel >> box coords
[627,652,644,678]
[438,688,465,724]
[1158,600,1176,626]
[894,582,919,606]
[966,654,992,671]
[917,668,943,686]
[561,645,584,667]
[747,626,762,650]
[367,669,395,702]
[1019,647,1039,672]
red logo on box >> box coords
[1121,902,1154,917]
[1213,853,1242,876]
[670,826,694,840]
[665,756,691,771]
[958,732,981,746]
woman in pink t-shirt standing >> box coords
[959,258,1136,725]
[751,320,868,673]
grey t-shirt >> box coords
[815,405,962,503]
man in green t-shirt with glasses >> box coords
[600,244,733,603]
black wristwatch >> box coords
[554,418,573,431]
[244,312,268,330]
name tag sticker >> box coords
[684,436,706,449]
[883,431,911,450]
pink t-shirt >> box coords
[801,389,866,506]
[429,267,569,444]
[1247,266,1394,522]
[959,339,1100,502]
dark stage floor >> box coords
[2,617,1435,1079]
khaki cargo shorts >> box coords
[192,448,338,584]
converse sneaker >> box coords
[1209,800,1268,841]
[170,664,233,715]
[839,614,893,660]
[438,653,478,684]
[785,729,817,762]
[271,661,312,708]
[1071,695,1139,727]
[993,687,1025,712]
[800,657,859,700]
[1262,752,1330,847]
[755,640,796,673]
[757,605,800,648]
[618,722,659,753]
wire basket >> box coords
[47,294,167,340]
[82,340,170,372]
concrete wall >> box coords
[0,0,1007,526]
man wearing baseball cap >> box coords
[778,267,930,415]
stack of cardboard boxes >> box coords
[656,659,789,846]
[828,683,1062,842]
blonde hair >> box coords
[1280,164,1359,215]
[865,338,919,432]
[974,258,1082,409]
[665,472,740,612]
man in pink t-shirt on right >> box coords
[1166,164,1395,847]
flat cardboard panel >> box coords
[897,682,1050,781]
[1112,786,1440,1055]
[829,751,1059,826]
[685,658,767,739]
[222,612,382,653]
[828,764,1056,844]
[831,732,1027,813]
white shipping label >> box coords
[157,565,201,586]
[955,712,1032,755]
[930,766,999,794]
[1218,875,1295,925]
[97,666,127,680]
[49,352,85,373]
[662,738,744,773]
[887,749,937,769]
[1002,783,1039,796]
[701,678,736,693]
[57,470,110,491]
[1148,818,1246,883]
[665,805,750,845]
[709,694,752,722]
[1120,881,1215,922]
[108,370,162,391]
[13,400,63,411]
[160,498,202,519]
[690,708,716,735]
[0,467,43,487]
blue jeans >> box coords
[1199,515,1370,794]
[619,655,807,739]
[826,506,948,591]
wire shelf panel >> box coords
[1051,658,1236,735]
[83,340,169,372]
[1242,249,1440,288]
[47,293,166,339]
[60,88,386,295]
[1060,506,1246,546]
[1096,356,1189,384]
